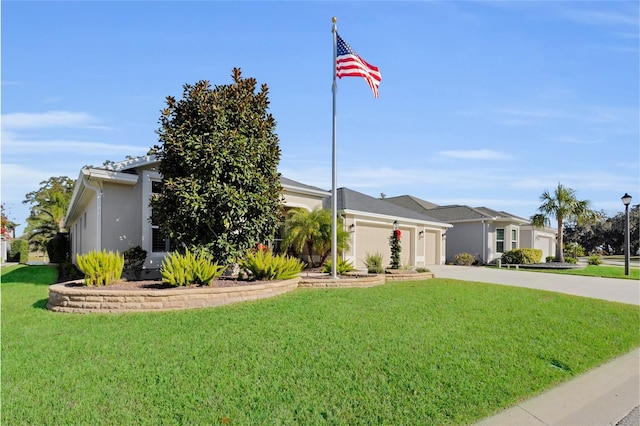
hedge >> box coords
[501,248,542,265]
[9,239,29,264]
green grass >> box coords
[2,265,639,425]
[525,265,640,280]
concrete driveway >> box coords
[427,264,640,305]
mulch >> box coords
[61,278,265,291]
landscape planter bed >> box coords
[384,271,435,282]
[48,270,437,313]
[47,277,300,314]
[298,273,385,288]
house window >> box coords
[496,228,505,253]
[150,180,172,253]
[511,229,517,249]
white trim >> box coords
[102,155,158,172]
[281,183,329,198]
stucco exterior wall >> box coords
[535,235,555,259]
[345,219,428,269]
[70,195,98,262]
[445,222,485,264]
[282,192,325,211]
[101,181,143,253]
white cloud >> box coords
[1,131,148,156]
[2,110,107,129]
[439,149,510,160]
[547,136,603,145]
[563,9,639,27]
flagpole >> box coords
[331,16,338,279]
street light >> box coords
[621,193,632,276]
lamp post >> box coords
[621,193,632,276]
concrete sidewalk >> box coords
[475,348,639,426]
[426,265,640,425]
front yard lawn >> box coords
[524,264,640,280]
[2,265,639,425]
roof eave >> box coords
[341,209,453,228]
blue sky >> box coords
[2,1,638,235]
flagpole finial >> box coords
[332,16,337,24]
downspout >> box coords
[481,220,486,263]
[82,175,102,250]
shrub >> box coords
[76,250,125,286]
[389,229,402,269]
[454,252,475,266]
[239,250,304,281]
[364,251,384,274]
[565,257,578,264]
[46,233,69,263]
[588,255,602,265]
[546,256,556,263]
[60,261,81,280]
[501,248,542,265]
[123,246,147,280]
[9,239,29,264]
[415,267,431,273]
[564,242,585,258]
[161,248,224,286]
[322,259,355,275]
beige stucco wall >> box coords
[343,218,445,268]
[351,221,391,268]
[282,192,325,211]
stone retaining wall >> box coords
[47,278,300,314]
[298,274,385,288]
[384,272,435,282]
[48,271,437,313]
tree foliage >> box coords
[531,183,599,262]
[151,68,283,265]
[282,207,350,268]
[565,206,639,255]
[22,176,75,250]
[1,204,17,239]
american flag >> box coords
[336,33,381,98]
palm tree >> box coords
[282,207,350,268]
[531,183,599,262]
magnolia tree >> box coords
[151,69,283,265]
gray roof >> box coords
[95,156,329,195]
[323,188,448,224]
[473,207,529,222]
[427,205,529,223]
[280,176,328,193]
[383,195,439,211]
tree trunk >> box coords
[556,217,564,262]
[306,240,315,268]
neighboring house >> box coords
[384,196,557,264]
[1,222,16,263]
[326,188,451,268]
[65,156,451,274]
